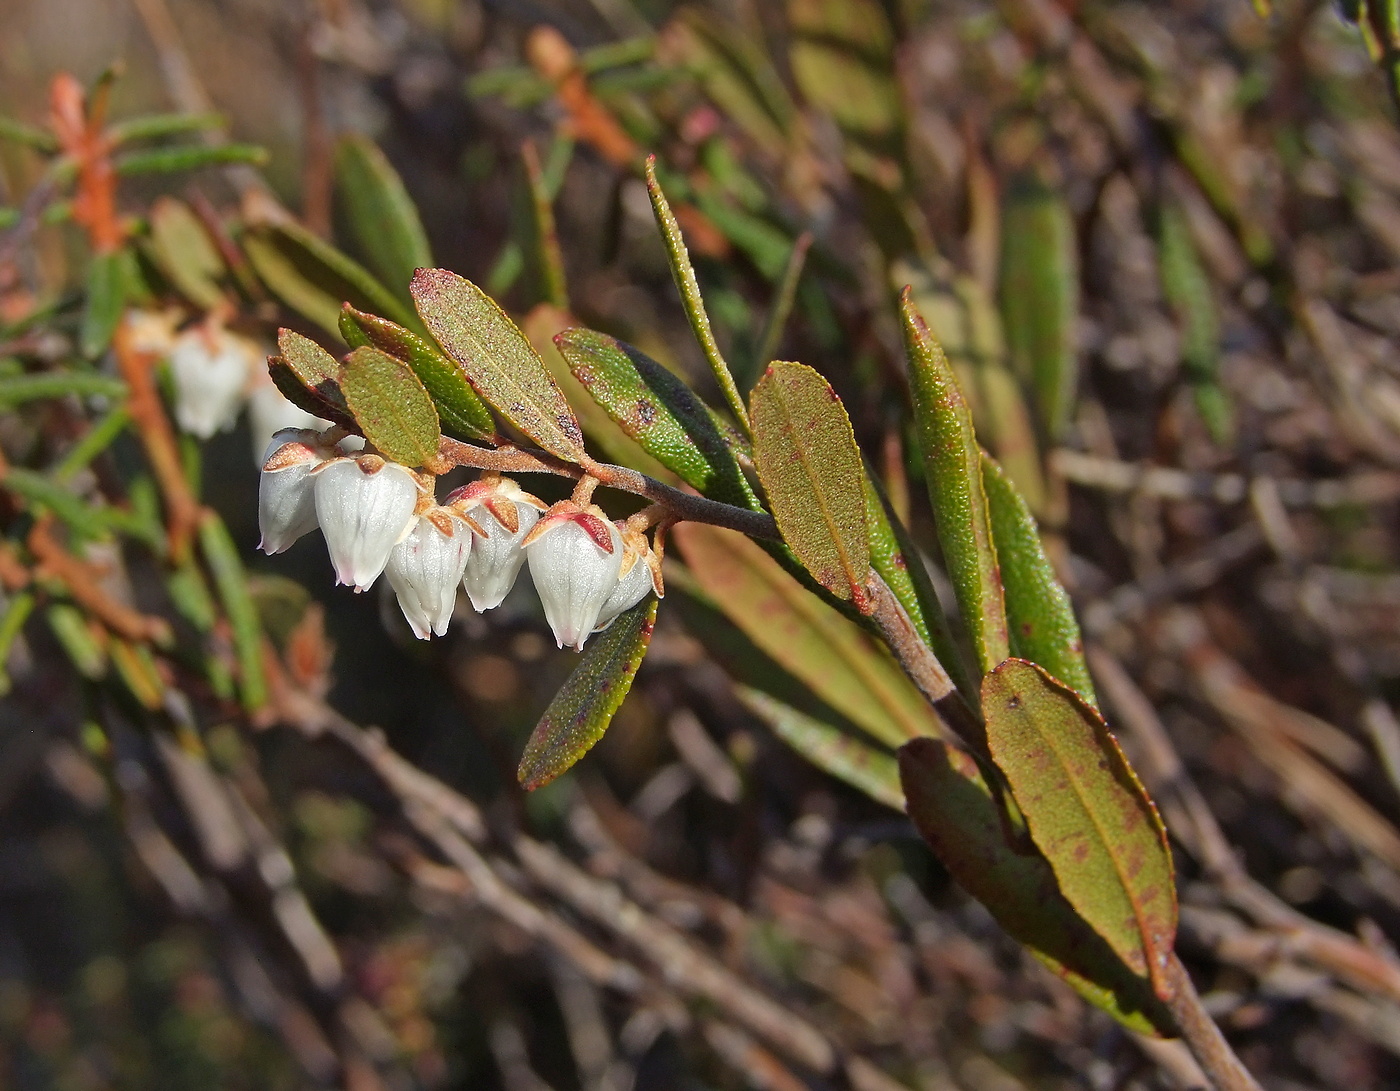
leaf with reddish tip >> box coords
[983,659,1177,998]
[517,598,657,790]
[338,347,440,468]
[411,268,586,461]
[982,455,1097,708]
[750,361,871,610]
[900,288,1008,675]
[899,736,1174,1035]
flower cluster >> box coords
[258,431,662,649]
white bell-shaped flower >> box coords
[446,476,547,612]
[258,428,339,555]
[524,502,623,650]
[385,507,478,639]
[314,454,423,591]
[169,324,259,439]
[593,526,663,633]
[248,375,327,467]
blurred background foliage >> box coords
[4,0,1400,1088]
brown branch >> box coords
[1163,955,1264,1091]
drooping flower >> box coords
[257,428,339,554]
[592,525,663,633]
[314,454,425,591]
[169,323,260,439]
[523,502,623,650]
[385,506,481,639]
[445,476,547,612]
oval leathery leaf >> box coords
[982,455,1097,708]
[517,598,657,790]
[899,737,1175,1035]
[739,687,904,809]
[750,361,870,610]
[673,522,939,748]
[334,134,433,299]
[555,327,759,508]
[983,659,1177,998]
[273,328,357,430]
[900,288,1009,675]
[147,196,226,309]
[338,346,440,468]
[268,357,356,433]
[411,268,586,462]
[339,304,496,442]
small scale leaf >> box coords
[983,659,1176,997]
[899,737,1174,1035]
[751,361,871,609]
[739,687,903,809]
[80,250,127,358]
[900,289,1009,675]
[339,347,440,467]
[334,134,433,298]
[340,305,496,442]
[674,522,939,748]
[555,327,758,507]
[982,455,1096,708]
[411,268,586,461]
[518,598,657,790]
[147,197,226,309]
[243,218,419,338]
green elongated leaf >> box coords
[198,511,266,712]
[898,737,1174,1035]
[674,522,939,748]
[47,603,107,679]
[0,115,59,153]
[1000,176,1079,441]
[107,111,225,145]
[80,250,127,358]
[787,0,901,147]
[900,289,1008,675]
[517,598,657,790]
[410,268,585,461]
[738,687,903,809]
[0,590,35,695]
[555,327,758,507]
[340,305,496,442]
[243,218,419,338]
[982,456,1096,708]
[110,637,164,710]
[114,142,267,176]
[147,196,225,309]
[55,407,131,483]
[339,347,440,467]
[334,134,433,297]
[0,372,127,404]
[274,328,356,430]
[750,361,870,610]
[983,659,1176,997]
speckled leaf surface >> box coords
[338,346,440,468]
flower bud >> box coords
[257,428,337,554]
[523,503,623,650]
[314,454,424,591]
[446,477,547,612]
[169,324,259,439]
[592,526,663,633]
[385,507,476,639]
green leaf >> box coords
[334,134,433,297]
[555,327,758,507]
[338,347,440,467]
[47,603,107,679]
[198,511,267,712]
[1000,176,1079,441]
[273,328,356,429]
[900,289,1008,675]
[787,0,901,147]
[983,659,1176,997]
[243,218,419,338]
[147,196,225,309]
[750,361,870,610]
[340,304,496,442]
[0,372,127,404]
[517,598,657,790]
[982,455,1096,708]
[673,522,939,748]
[268,358,356,433]
[114,143,267,176]
[107,112,225,145]
[80,250,127,358]
[738,687,903,809]
[0,590,36,696]
[899,737,1174,1035]
[0,115,59,153]
[410,268,586,461]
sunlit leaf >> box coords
[788,0,901,146]
[338,347,440,467]
[334,134,433,298]
[147,196,225,309]
[114,143,267,176]
[411,268,586,461]
[517,598,657,790]
[983,659,1176,997]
